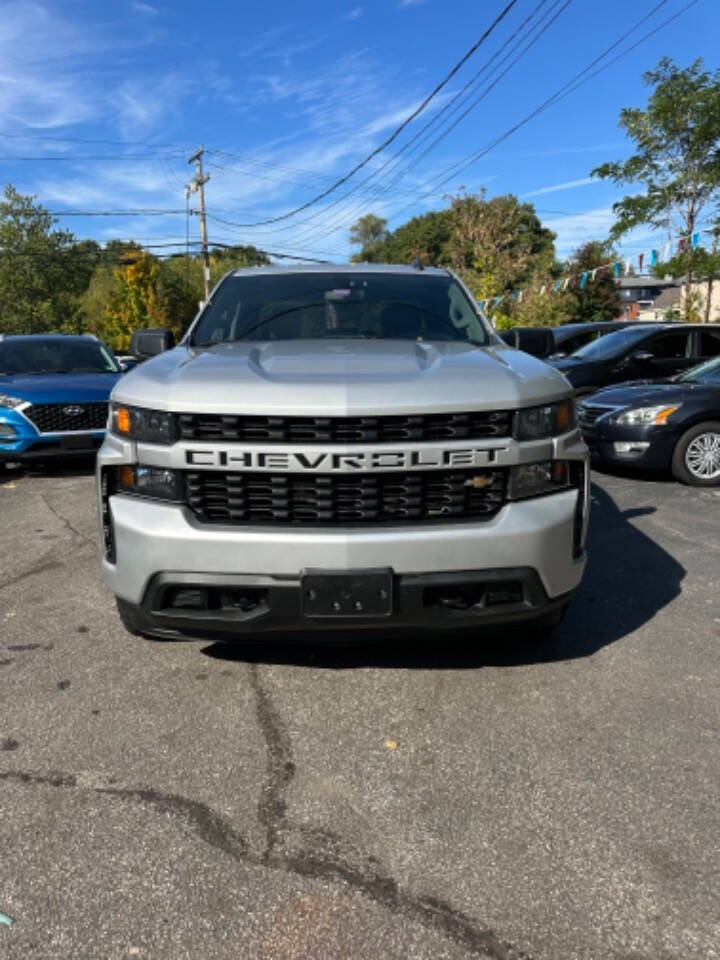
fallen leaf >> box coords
[384,739,398,751]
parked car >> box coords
[115,355,139,372]
[498,321,637,359]
[97,263,589,643]
[0,334,123,470]
[578,355,720,485]
[550,323,720,397]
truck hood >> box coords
[113,340,571,416]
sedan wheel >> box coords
[672,421,720,486]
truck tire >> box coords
[671,421,720,486]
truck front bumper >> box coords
[101,487,586,638]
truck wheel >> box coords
[671,421,720,486]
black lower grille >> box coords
[178,410,512,444]
[24,402,108,433]
[186,468,508,526]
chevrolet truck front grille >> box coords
[178,410,512,444]
[185,467,508,526]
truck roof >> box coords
[229,263,452,278]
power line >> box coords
[0,154,183,162]
[279,0,565,244]
[47,209,188,216]
[420,0,677,193]
[282,0,573,250]
[207,0,520,228]
[298,0,688,249]
[0,132,192,149]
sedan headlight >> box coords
[111,403,176,444]
[0,393,25,409]
[515,400,575,441]
[611,404,681,426]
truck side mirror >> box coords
[130,328,175,361]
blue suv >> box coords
[0,334,123,469]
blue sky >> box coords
[0,0,715,263]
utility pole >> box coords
[187,147,211,301]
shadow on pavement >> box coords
[201,481,685,670]
[0,456,97,483]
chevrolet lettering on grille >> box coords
[184,446,508,472]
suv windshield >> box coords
[679,356,720,385]
[570,326,659,362]
[190,272,490,346]
[0,339,119,375]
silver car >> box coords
[97,264,589,642]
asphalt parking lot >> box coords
[0,462,718,960]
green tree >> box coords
[563,241,623,323]
[354,209,452,264]
[593,58,720,321]
[349,214,388,255]
[0,184,92,333]
[446,189,556,301]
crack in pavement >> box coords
[0,668,532,960]
[0,489,97,594]
[39,492,96,548]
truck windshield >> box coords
[190,272,490,346]
[0,340,119,375]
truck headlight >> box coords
[509,460,571,500]
[515,400,574,440]
[115,465,184,502]
[111,403,176,444]
[611,404,681,426]
[0,394,25,409]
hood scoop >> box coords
[247,340,441,382]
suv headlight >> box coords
[0,394,25,409]
[611,404,681,426]
[515,400,575,441]
[111,403,176,444]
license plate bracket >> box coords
[302,569,393,618]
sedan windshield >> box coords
[190,272,490,346]
[679,356,720,385]
[0,340,119,375]
[569,326,659,362]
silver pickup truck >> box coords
[97,264,589,642]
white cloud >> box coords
[522,177,595,199]
[131,2,159,15]
[344,6,364,20]
[540,206,658,257]
[400,0,427,6]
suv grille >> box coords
[178,411,512,444]
[24,402,108,433]
[185,468,508,526]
